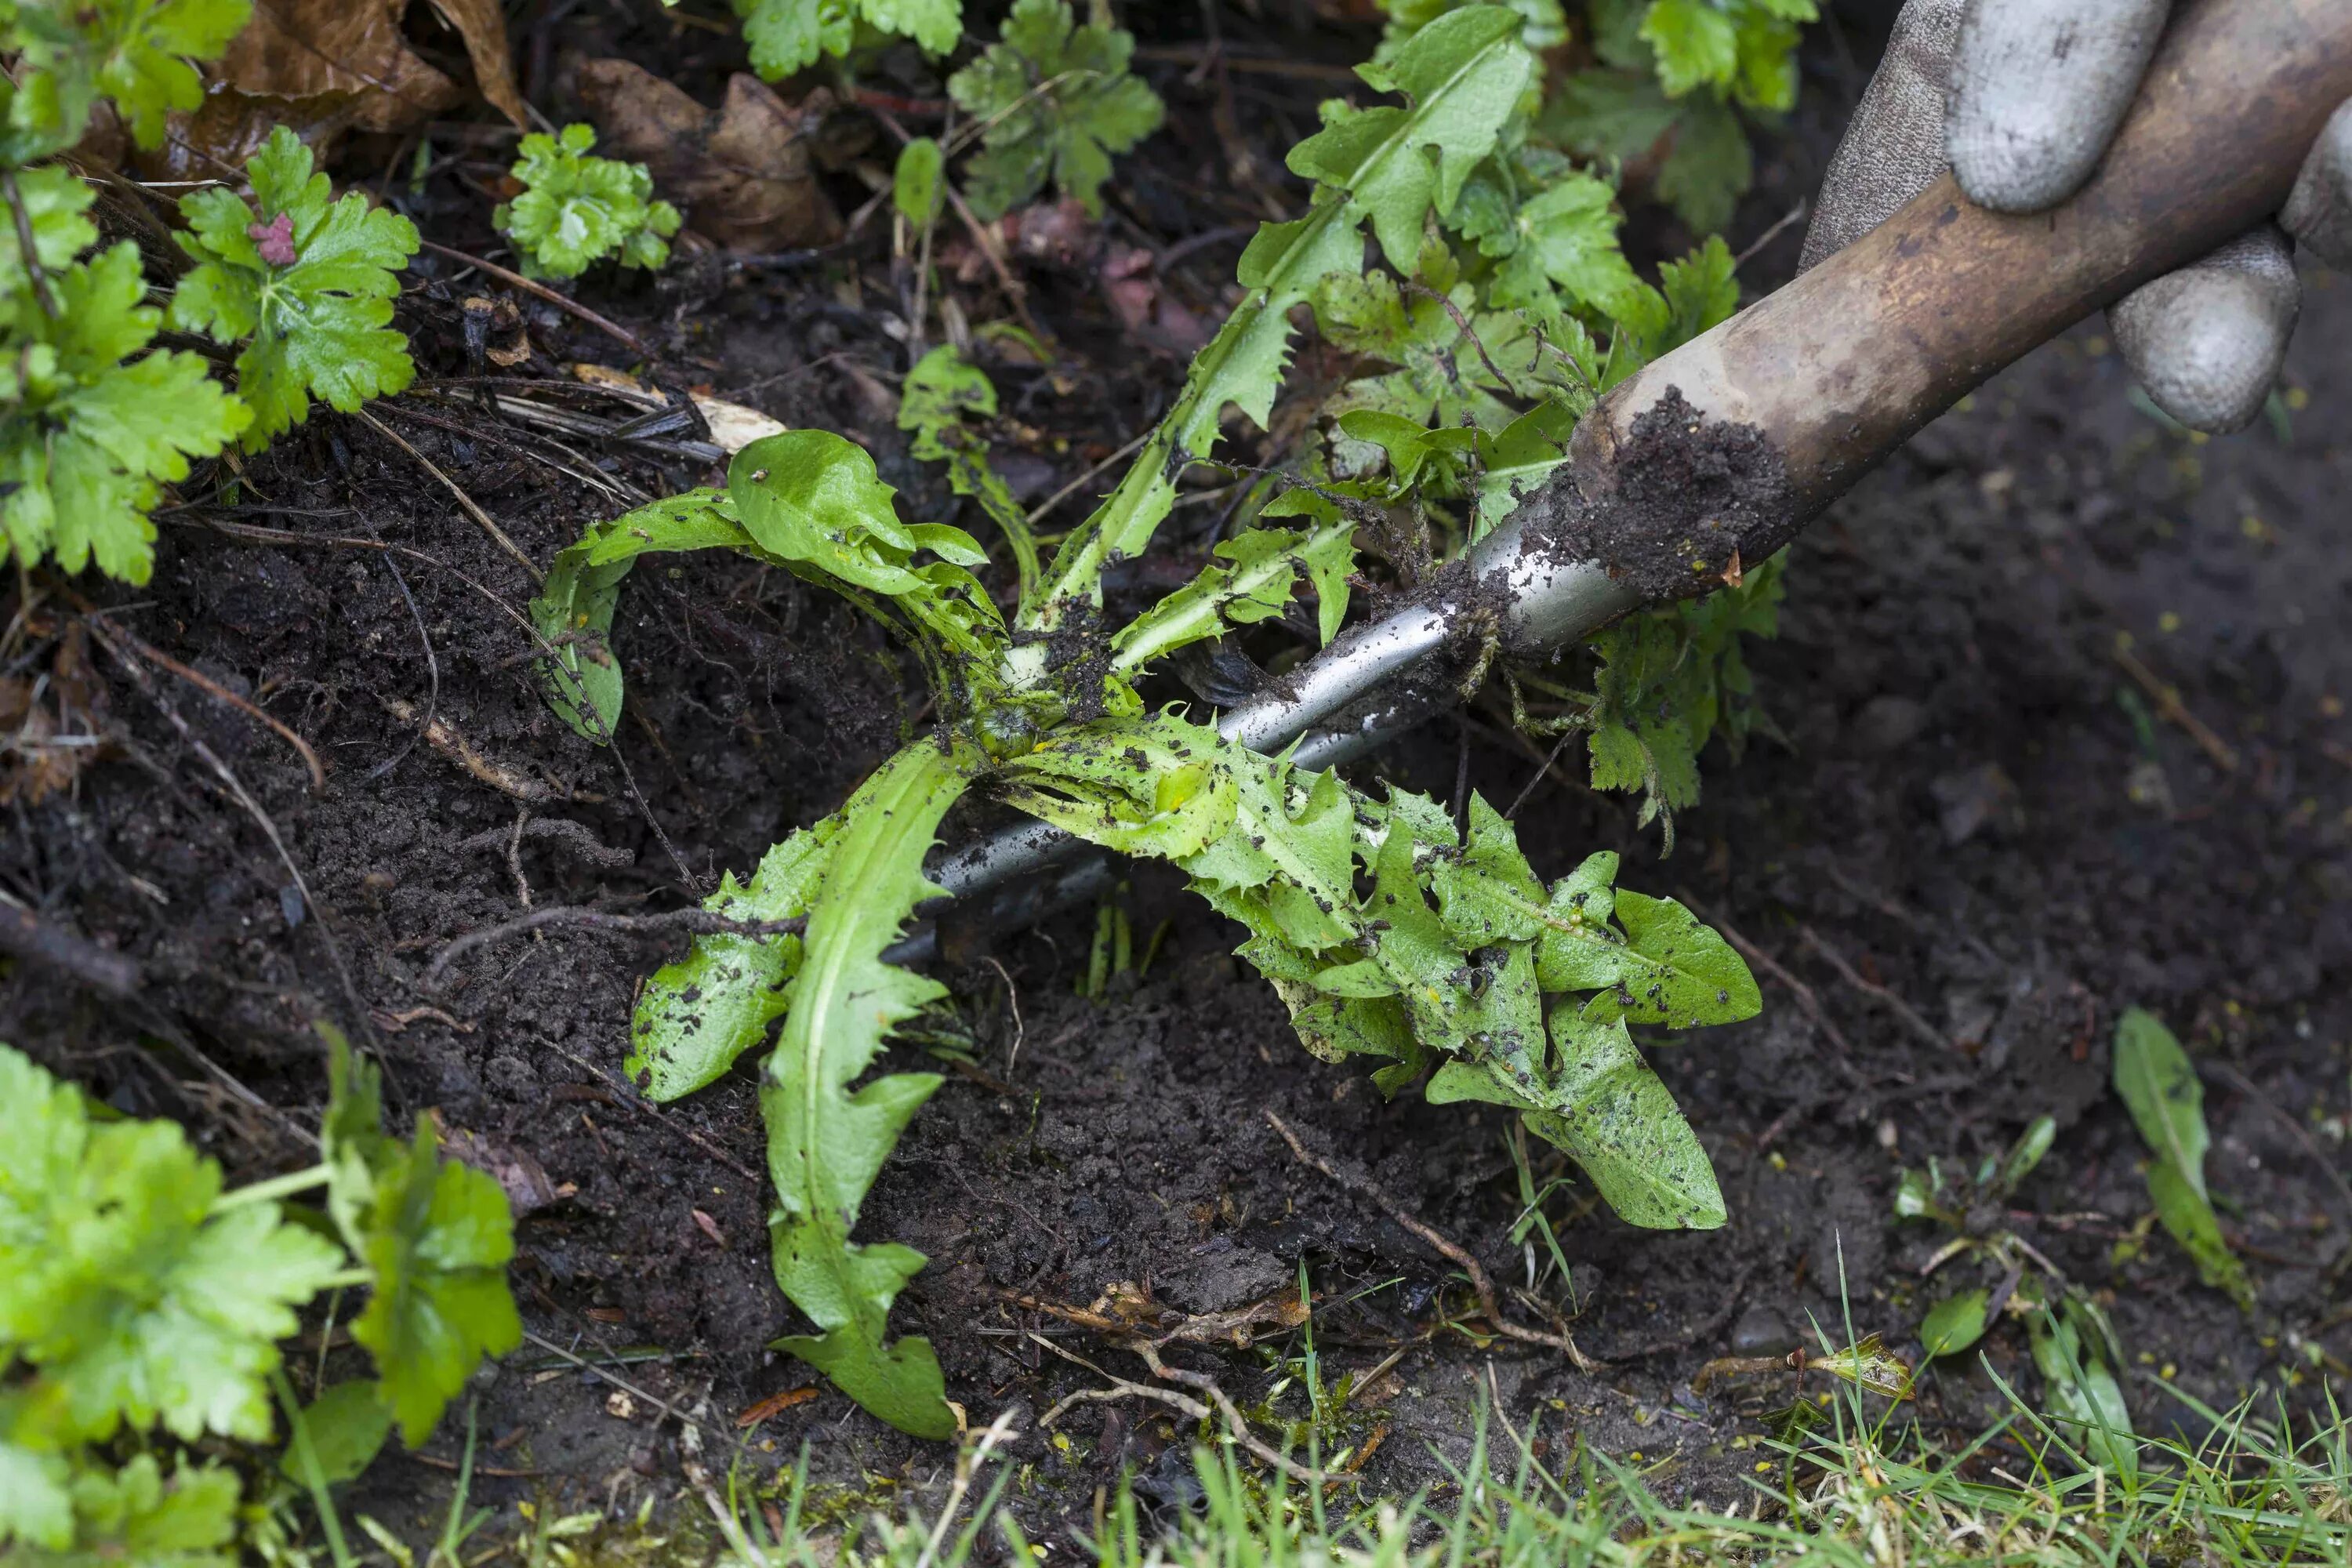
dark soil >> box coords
[6,2,2349,1552]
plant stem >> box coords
[272,1368,358,1568]
[211,1165,332,1212]
[3,169,58,319]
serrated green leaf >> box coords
[949,0,1163,220]
[1110,520,1356,671]
[997,713,1239,860]
[630,828,834,1102]
[1027,5,1533,622]
[1920,1290,1989,1357]
[5,0,252,160]
[1640,0,1739,96]
[1653,91,1751,234]
[171,126,417,449]
[494,123,679,281]
[0,1046,345,1447]
[1490,172,1647,324]
[1540,66,1680,162]
[26,1454,240,1568]
[731,0,960,79]
[898,346,1040,609]
[2112,1007,2253,1312]
[1292,7,1533,270]
[0,242,248,583]
[347,1128,524,1448]
[0,1439,75,1551]
[0,167,96,298]
[1579,890,1759,1029]
[1526,1012,1724,1228]
[763,740,976,1439]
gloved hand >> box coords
[1802,0,2352,433]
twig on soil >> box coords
[984,955,1025,1075]
[1027,1332,1330,1485]
[93,614,325,792]
[1263,1109,1602,1373]
[1798,925,1952,1052]
[2111,641,2239,772]
[1732,199,1811,270]
[354,408,543,585]
[417,238,655,358]
[0,894,142,1000]
[548,1044,763,1185]
[424,904,806,986]
[383,696,577,802]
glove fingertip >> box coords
[1948,0,2169,214]
[2110,247,2298,436]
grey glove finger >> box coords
[1947,0,2169,213]
[2282,100,2352,272]
[2109,226,2299,434]
[1798,0,1965,271]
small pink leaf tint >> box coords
[249,212,296,266]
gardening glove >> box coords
[1802,0,2352,434]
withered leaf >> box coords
[575,60,843,252]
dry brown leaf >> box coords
[131,89,365,182]
[216,0,523,134]
[575,60,842,252]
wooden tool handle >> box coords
[1558,0,2352,568]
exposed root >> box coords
[1264,1109,1602,1374]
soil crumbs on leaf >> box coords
[2,8,2347,1552]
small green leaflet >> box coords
[1026,5,1533,622]
[2027,1294,2137,1478]
[0,167,96,298]
[0,241,249,583]
[171,126,419,450]
[2111,1007,2254,1312]
[731,0,960,82]
[531,488,755,743]
[760,741,978,1439]
[0,1044,345,1447]
[1,0,253,162]
[321,1032,522,1450]
[949,0,1163,220]
[494,123,681,281]
[1110,519,1356,672]
[898,346,1040,606]
[277,1381,394,1487]
[9,1453,240,1567]
[532,430,1009,742]
[343,1131,524,1447]
[630,826,834,1101]
[893,137,946,228]
[1919,1289,1990,1358]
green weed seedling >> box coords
[172,127,421,448]
[1894,1113,2144,1475]
[531,6,1789,1439]
[495,125,681,282]
[0,1037,521,1563]
[2111,1005,2256,1312]
[0,3,426,585]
